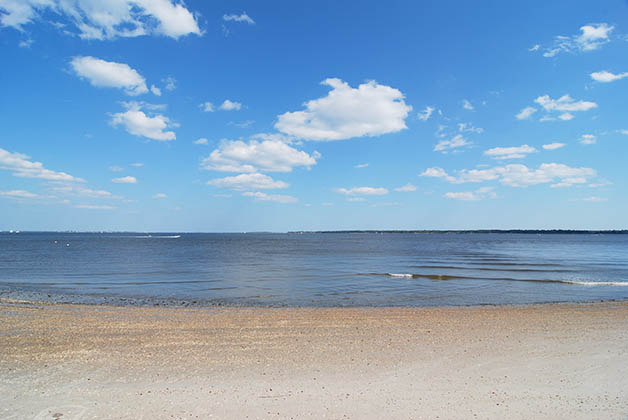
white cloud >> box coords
[194,138,209,145]
[109,165,124,172]
[542,142,565,150]
[335,187,388,196]
[0,190,38,198]
[112,176,137,184]
[163,76,176,91]
[581,196,607,202]
[354,163,369,168]
[420,167,457,183]
[394,183,417,192]
[619,129,628,135]
[484,144,537,160]
[202,138,319,173]
[580,134,596,145]
[111,102,176,141]
[422,163,597,188]
[434,134,471,152]
[223,12,254,24]
[242,191,297,203]
[70,56,148,95]
[200,102,214,112]
[539,23,614,57]
[275,78,411,141]
[347,197,366,202]
[19,38,33,48]
[50,184,117,199]
[528,44,540,51]
[153,193,167,198]
[534,94,597,112]
[458,123,483,134]
[462,99,474,110]
[75,204,115,210]
[0,0,202,39]
[417,106,434,121]
[444,187,496,201]
[0,148,84,182]
[207,173,289,190]
[150,85,161,96]
[516,106,537,120]
[590,71,628,83]
[219,99,242,111]
[558,112,574,121]
[130,162,144,167]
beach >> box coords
[1,300,627,419]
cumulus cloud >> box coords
[484,144,537,160]
[223,12,254,24]
[0,0,202,39]
[242,191,297,203]
[354,163,369,168]
[130,162,144,167]
[0,190,38,199]
[462,99,474,110]
[334,187,388,196]
[112,176,137,184]
[75,204,115,210]
[0,148,84,182]
[111,102,177,141]
[580,134,596,145]
[153,193,167,198]
[590,71,628,83]
[434,134,471,153]
[219,100,242,111]
[422,163,597,188]
[200,102,214,112]
[537,23,614,57]
[394,184,417,192]
[50,184,117,199]
[516,106,537,120]
[194,138,209,145]
[150,85,161,96]
[201,138,319,173]
[417,106,434,121]
[444,187,496,201]
[542,142,566,150]
[207,173,289,190]
[275,78,411,141]
[70,56,148,95]
[534,94,597,112]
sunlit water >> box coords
[1,232,627,306]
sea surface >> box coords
[1,232,627,307]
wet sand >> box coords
[1,300,627,419]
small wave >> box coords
[375,273,628,286]
[561,280,628,286]
[133,235,181,239]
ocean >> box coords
[1,232,627,307]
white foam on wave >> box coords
[562,280,628,286]
[133,235,181,239]
[387,273,414,278]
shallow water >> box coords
[1,232,627,306]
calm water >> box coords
[1,232,627,307]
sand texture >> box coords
[1,300,627,419]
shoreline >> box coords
[2,300,628,419]
[2,286,627,309]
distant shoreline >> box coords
[2,229,628,234]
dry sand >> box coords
[1,300,627,419]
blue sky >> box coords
[1,0,627,231]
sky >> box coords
[1,0,627,232]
